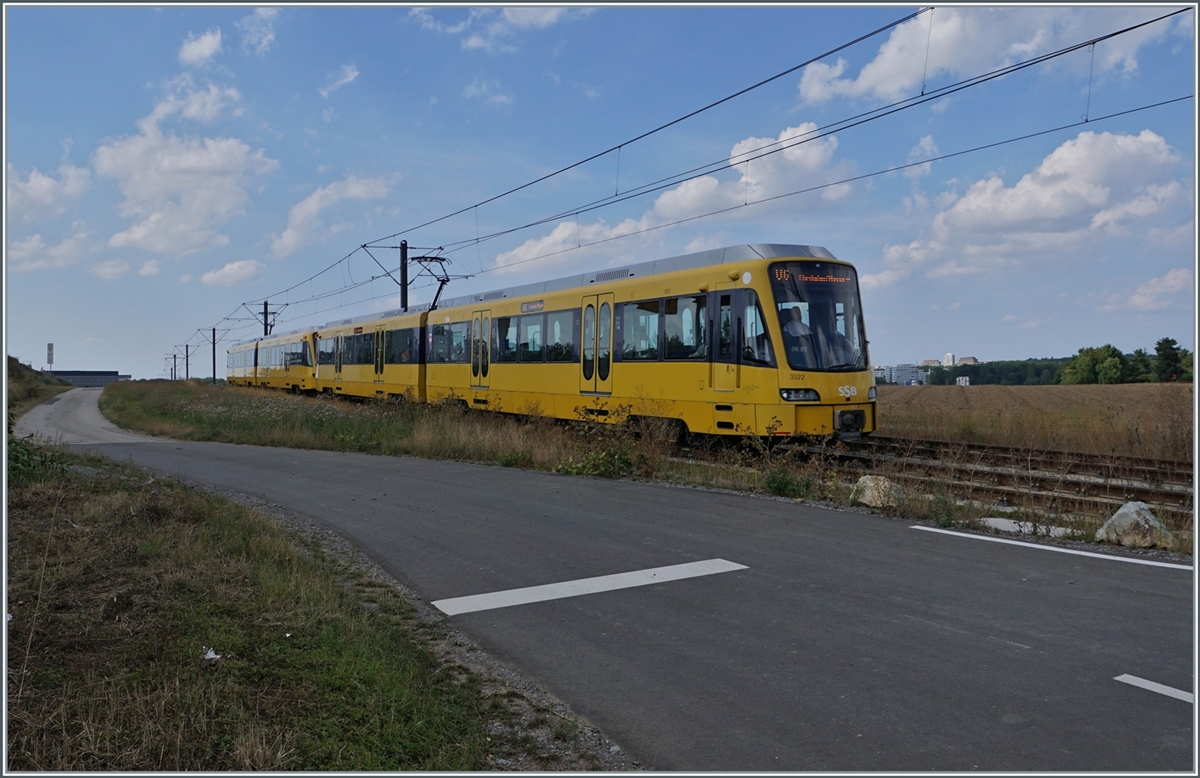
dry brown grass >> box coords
[876,383,1194,460]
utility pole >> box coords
[400,240,408,312]
[173,353,178,381]
[263,300,270,337]
[212,327,217,385]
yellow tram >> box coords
[227,243,878,439]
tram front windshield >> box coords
[769,262,868,372]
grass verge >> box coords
[7,356,74,419]
[7,452,491,770]
[97,380,1193,549]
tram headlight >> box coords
[780,388,820,402]
[868,386,876,400]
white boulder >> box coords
[1095,501,1175,549]
[850,475,904,509]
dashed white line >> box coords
[432,558,748,616]
[912,526,1193,570]
[1114,674,1194,703]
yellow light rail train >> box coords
[227,244,878,439]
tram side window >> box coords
[742,291,774,366]
[494,317,518,362]
[318,338,336,365]
[519,314,544,362]
[284,341,309,368]
[429,322,470,364]
[385,328,418,364]
[664,295,706,360]
[341,333,367,365]
[622,300,660,360]
[545,310,577,362]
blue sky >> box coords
[5,5,1195,379]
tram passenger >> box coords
[781,305,815,368]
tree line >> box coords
[917,338,1192,386]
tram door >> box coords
[579,293,614,394]
[713,293,737,392]
[471,309,491,389]
[373,325,386,386]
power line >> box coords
[467,95,1192,275]
[183,7,1190,354]
[362,7,931,247]
[429,7,1190,257]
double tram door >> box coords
[471,309,490,389]
[579,293,614,395]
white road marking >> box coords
[432,558,748,616]
[912,526,1193,571]
[1114,674,1194,703]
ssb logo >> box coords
[837,385,858,398]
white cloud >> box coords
[904,135,940,179]
[320,64,359,97]
[8,230,90,272]
[179,82,242,122]
[463,78,512,104]
[90,259,131,279]
[92,96,278,255]
[411,6,590,54]
[800,7,1176,104]
[238,8,278,55]
[1102,267,1194,311]
[271,175,390,258]
[491,122,849,274]
[139,259,160,276]
[6,162,91,222]
[501,7,570,29]
[862,129,1189,289]
[179,28,223,67]
[201,259,262,286]
[180,273,193,282]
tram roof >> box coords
[251,244,837,342]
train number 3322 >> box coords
[837,385,858,398]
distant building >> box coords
[957,356,979,365]
[943,352,955,367]
[873,366,887,382]
[887,363,928,385]
[956,376,970,386]
[920,359,941,367]
[50,370,130,387]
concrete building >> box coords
[920,359,941,367]
[957,356,980,365]
[956,376,970,386]
[50,370,131,387]
[943,352,955,367]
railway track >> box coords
[829,435,1194,524]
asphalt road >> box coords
[17,389,1195,771]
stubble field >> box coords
[875,383,1194,461]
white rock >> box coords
[850,475,904,509]
[1095,501,1175,549]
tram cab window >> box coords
[664,295,706,360]
[622,300,660,360]
[545,310,576,362]
[769,262,867,371]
